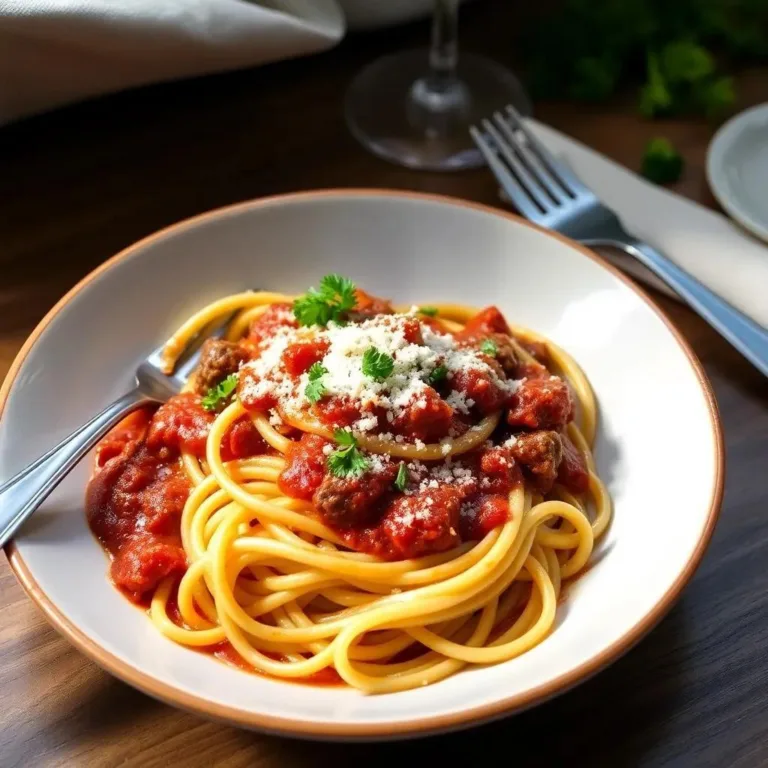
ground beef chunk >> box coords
[557,433,590,493]
[487,334,520,377]
[313,465,397,528]
[516,337,550,366]
[507,376,573,430]
[510,430,563,492]
[194,339,248,394]
[458,332,519,378]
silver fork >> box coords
[0,314,234,548]
[470,105,768,378]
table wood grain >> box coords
[2,4,767,766]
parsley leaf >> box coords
[308,362,328,380]
[418,306,439,317]
[293,274,357,327]
[362,347,394,381]
[201,373,238,412]
[304,362,329,404]
[480,338,498,357]
[394,462,408,492]
[328,429,369,478]
[304,380,327,403]
[427,365,448,386]
[334,428,357,447]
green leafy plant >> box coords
[525,0,765,116]
[641,137,684,184]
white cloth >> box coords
[0,0,440,125]
[528,120,768,329]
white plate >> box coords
[0,190,723,739]
[707,103,768,243]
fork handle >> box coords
[620,239,768,377]
[0,388,150,550]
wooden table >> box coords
[2,4,767,766]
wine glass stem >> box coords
[429,0,459,77]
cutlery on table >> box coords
[0,317,233,548]
[470,105,768,378]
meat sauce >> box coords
[277,435,525,559]
[87,296,588,598]
[86,395,267,601]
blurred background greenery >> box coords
[525,0,767,119]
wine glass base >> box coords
[345,49,531,171]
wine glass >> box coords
[345,0,531,171]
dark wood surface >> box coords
[2,3,767,766]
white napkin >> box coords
[0,0,346,125]
[527,119,768,329]
[0,0,450,125]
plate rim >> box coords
[706,102,768,243]
[1,188,724,740]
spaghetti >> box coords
[86,277,611,693]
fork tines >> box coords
[470,106,586,221]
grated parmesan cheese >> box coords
[238,313,520,443]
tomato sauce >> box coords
[86,394,268,601]
[204,641,343,686]
[277,437,523,560]
[88,299,588,595]
[85,294,594,688]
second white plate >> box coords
[707,103,768,243]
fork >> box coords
[0,315,233,549]
[470,105,768,378]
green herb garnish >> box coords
[293,274,357,327]
[641,137,684,184]
[480,338,498,357]
[327,429,370,478]
[394,462,409,492]
[304,362,328,404]
[362,347,394,381]
[418,306,439,317]
[201,373,239,412]
[427,365,448,386]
